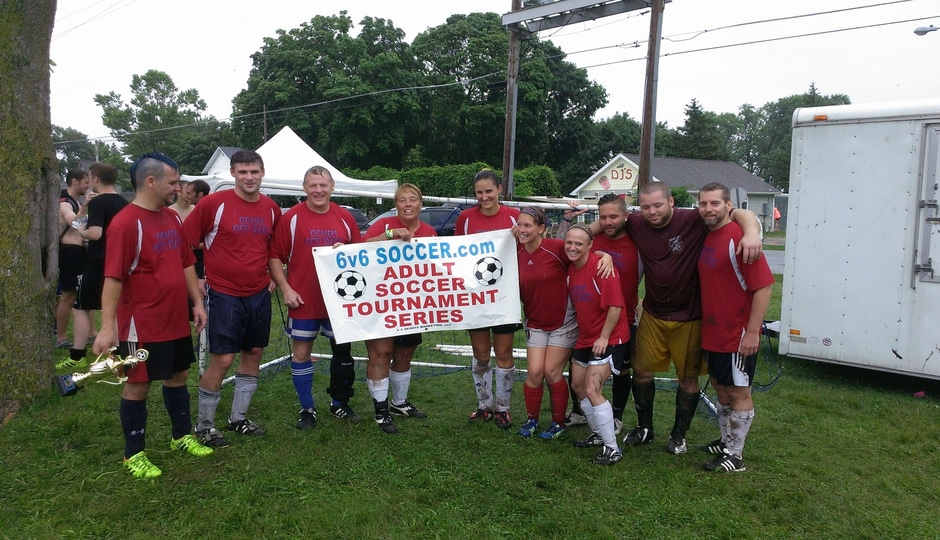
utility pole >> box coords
[638,0,665,189]
[502,0,522,200]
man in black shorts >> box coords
[93,152,213,478]
[70,163,128,367]
[56,169,91,353]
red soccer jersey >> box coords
[268,202,362,319]
[627,208,707,321]
[365,216,436,240]
[105,205,195,342]
[591,233,641,326]
[698,221,775,353]
[183,189,281,296]
[567,252,630,349]
[517,238,571,331]
[455,205,520,235]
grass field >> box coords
[3,277,940,539]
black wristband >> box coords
[563,217,573,222]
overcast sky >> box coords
[50,0,939,143]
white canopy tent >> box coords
[182,126,399,198]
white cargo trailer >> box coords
[779,99,940,379]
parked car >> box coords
[360,205,468,237]
[341,205,369,230]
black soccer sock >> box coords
[69,348,86,362]
[632,378,655,429]
[120,398,147,459]
[611,371,632,421]
[163,384,193,440]
[671,387,700,439]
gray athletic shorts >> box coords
[525,314,578,349]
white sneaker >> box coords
[565,410,586,426]
[613,418,623,436]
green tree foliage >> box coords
[670,185,695,208]
[752,83,849,191]
[52,125,126,184]
[411,13,607,187]
[94,69,234,174]
[232,12,421,170]
[674,98,731,161]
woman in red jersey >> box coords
[362,184,436,434]
[455,169,521,429]
[515,206,612,440]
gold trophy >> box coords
[54,348,149,396]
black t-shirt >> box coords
[86,193,129,264]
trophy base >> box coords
[53,374,80,396]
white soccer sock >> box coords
[494,366,515,412]
[718,402,732,443]
[580,397,596,432]
[592,400,617,450]
[471,358,493,410]
[367,377,390,403]
[389,369,411,407]
[726,408,755,459]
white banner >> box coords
[313,230,521,344]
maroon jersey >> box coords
[698,221,775,352]
[269,202,361,319]
[627,208,707,321]
[568,252,629,349]
[183,189,281,296]
[518,238,570,331]
[105,205,195,342]
[591,232,641,326]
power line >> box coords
[578,15,938,70]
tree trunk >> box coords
[0,1,60,419]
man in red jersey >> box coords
[94,152,213,479]
[560,193,641,440]
[183,150,281,448]
[623,182,762,456]
[696,183,773,472]
[269,166,363,429]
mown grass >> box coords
[3,276,940,539]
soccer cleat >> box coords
[666,435,688,455]
[698,438,727,455]
[296,408,318,430]
[468,408,494,423]
[330,403,362,424]
[592,445,623,465]
[389,401,427,419]
[623,426,654,447]
[564,410,587,426]
[374,412,399,434]
[613,418,623,436]
[518,418,539,438]
[494,410,512,430]
[573,432,604,448]
[170,434,214,457]
[196,427,231,448]
[124,451,162,479]
[704,453,746,472]
[55,357,86,370]
[226,419,266,437]
[538,422,566,440]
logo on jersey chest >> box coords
[668,235,684,253]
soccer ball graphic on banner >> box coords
[473,256,503,286]
[334,270,367,300]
